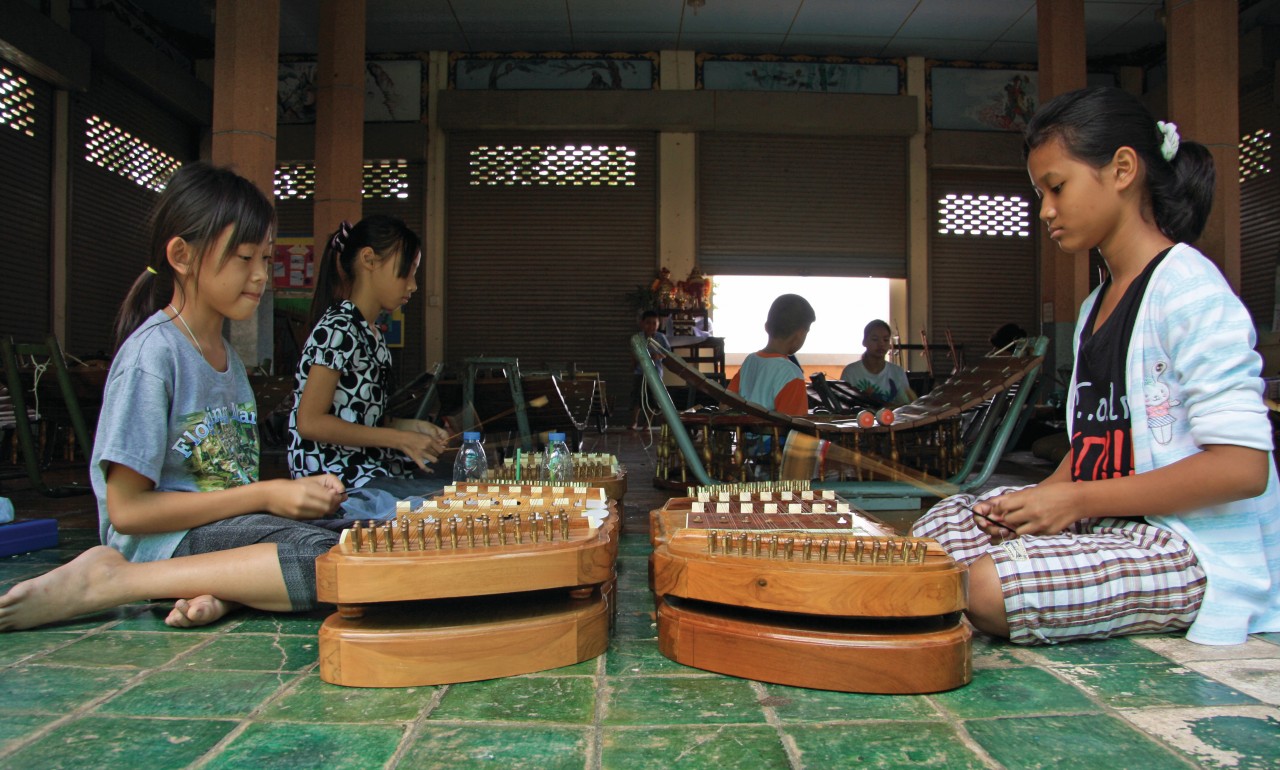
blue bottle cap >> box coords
[463,431,482,441]
[548,432,566,441]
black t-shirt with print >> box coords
[1070,249,1170,482]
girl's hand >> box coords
[263,475,346,519]
[974,482,1083,537]
[393,429,447,473]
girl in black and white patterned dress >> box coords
[288,216,447,518]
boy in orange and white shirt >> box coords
[728,294,815,416]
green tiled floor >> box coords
[3,530,1278,769]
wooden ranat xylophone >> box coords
[317,483,619,687]
[650,482,970,694]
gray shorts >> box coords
[172,514,339,611]
[912,485,1207,644]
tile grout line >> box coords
[382,683,450,769]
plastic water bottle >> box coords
[545,431,575,485]
[452,432,488,483]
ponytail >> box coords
[1024,86,1216,244]
[310,214,422,325]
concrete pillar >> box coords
[658,50,697,290]
[1035,0,1089,380]
[423,50,449,368]
[313,0,366,249]
[1166,0,1240,289]
[50,0,70,347]
[212,0,279,369]
[904,56,928,373]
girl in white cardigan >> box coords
[914,86,1280,645]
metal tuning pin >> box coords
[449,517,459,549]
[399,518,410,551]
[783,537,795,561]
[497,515,507,545]
[479,514,491,546]
[531,513,541,543]
[838,537,848,563]
[381,523,392,552]
[416,518,426,551]
[708,529,718,553]
[820,537,830,562]
[751,533,762,558]
[737,532,747,556]
[351,521,364,553]
[802,537,813,562]
[559,511,570,540]
[514,513,523,544]
[769,534,779,559]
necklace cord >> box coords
[168,304,204,358]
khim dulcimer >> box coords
[316,483,619,687]
[650,481,970,694]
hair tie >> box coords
[330,220,352,254]
[1157,120,1180,162]
[146,266,158,275]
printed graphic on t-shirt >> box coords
[170,401,259,490]
[848,377,899,404]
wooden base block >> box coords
[319,585,613,688]
[657,596,971,694]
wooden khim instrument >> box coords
[650,481,970,694]
[316,483,619,687]
[487,451,628,507]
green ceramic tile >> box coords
[759,682,936,722]
[0,713,51,751]
[0,665,135,715]
[605,676,766,725]
[39,630,207,669]
[401,724,589,769]
[430,677,596,723]
[1,716,236,770]
[0,563,46,582]
[0,630,82,665]
[1183,713,1280,769]
[203,721,403,770]
[96,669,296,718]
[786,721,986,769]
[967,714,1187,770]
[1057,662,1260,709]
[969,634,1025,669]
[1030,636,1172,666]
[614,609,658,640]
[176,633,318,671]
[601,725,788,769]
[228,609,331,634]
[605,639,696,676]
[256,675,432,722]
[932,667,1095,718]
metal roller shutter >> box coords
[445,131,657,405]
[0,59,54,344]
[698,134,907,278]
[68,71,197,357]
[929,169,1039,372]
[1240,83,1280,331]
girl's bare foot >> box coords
[166,595,238,628]
[0,546,127,631]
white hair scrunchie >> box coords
[1157,120,1180,162]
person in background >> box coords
[989,322,1029,353]
[728,294,815,416]
[840,319,914,407]
[630,309,670,429]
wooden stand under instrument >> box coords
[316,483,619,687]
[649,482,971,694]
